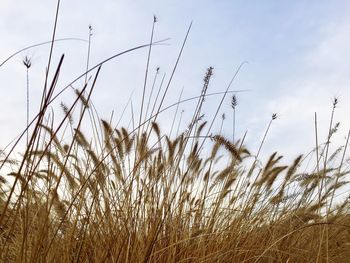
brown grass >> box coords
[0,5,350,262]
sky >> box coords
[0,0,349,164]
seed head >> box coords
[203,67,214,84]
[88,25,93,36]
[231,95,238,109]
[23,56,32,69]
[333,97,338,108]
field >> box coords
[1,4,350,263]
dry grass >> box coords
[1,5,350,262]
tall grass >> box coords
[1,6,350,262]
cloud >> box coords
[254,15,350,161]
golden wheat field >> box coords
[1,1,350,263]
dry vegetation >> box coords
[1,6,350,263]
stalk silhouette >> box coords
[0,12,350,263]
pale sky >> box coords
[0,0,349,163]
